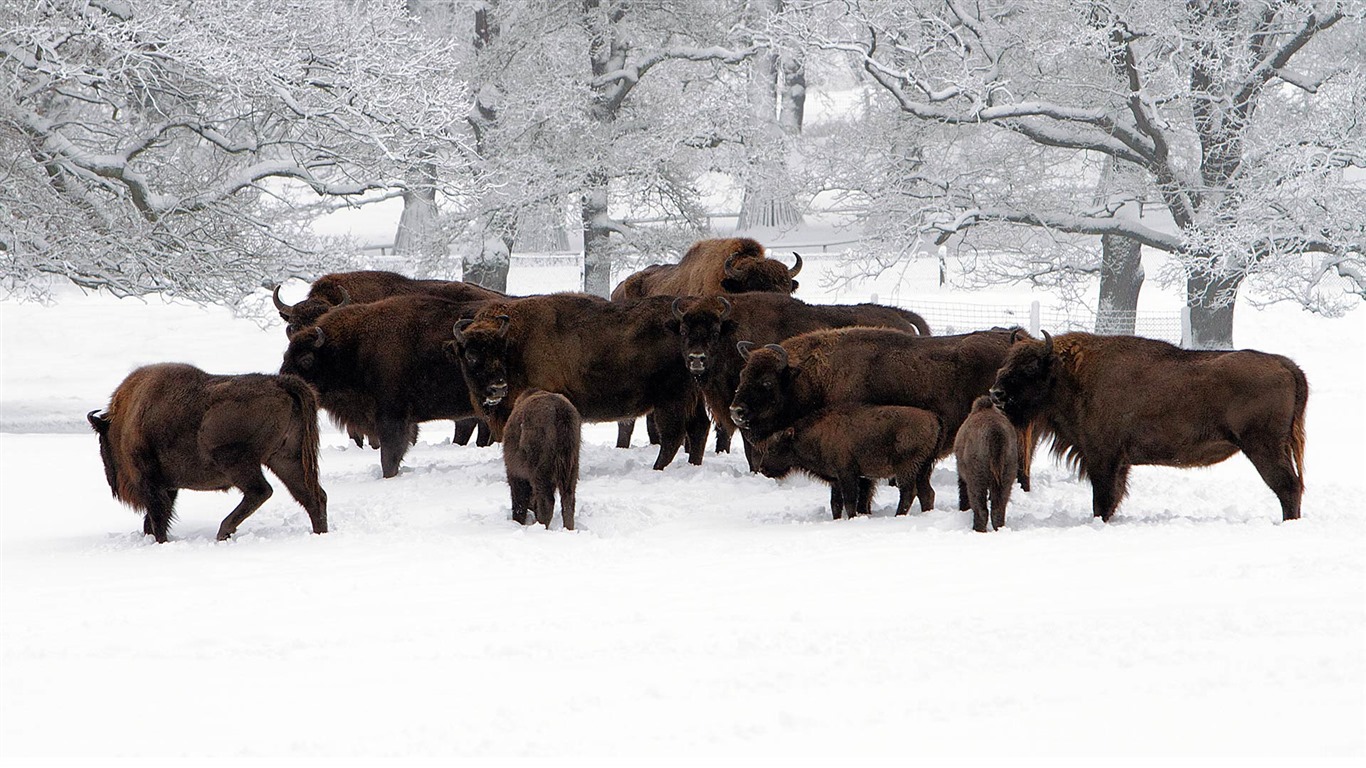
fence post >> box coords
[1029,300,1041,335]
[1180,305,1192,348]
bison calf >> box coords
[88,364,327,542]
[756,404,939,520]
[503,390,581,530]
[954,396,1019,532]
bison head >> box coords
[990,329,1055,426]
[280,325,336,385]
[274,284,351,337]
[87,410,119,496]
[729,341,793,440]
[672,296,735,377]
[754,427,799,480]
[450,314,511,409]
[720,251,802,295]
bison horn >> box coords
[716,296,732,322]
[1041,329,1053,354]
[736,340,756,360]
[672,297,687,322]
[789,252,803,278]
[724,252,743,279]
[453,319,474,341]
[495,314,511,337]
[763,343,789,368]
[86,409,107,429]
[272,284,292,314]
[312,327,327,349]
[334,286,352,307]
[1009,328,1025,344]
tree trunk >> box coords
[1186,270,1240,350]
[464,209,513,291]
[581,169,613,297]
[1095,234,1144,335]
[393,156,444,274]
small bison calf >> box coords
[755,404,940,520]
[88,363,328,542]
[953,395,1019,532]
[502,389,581,530]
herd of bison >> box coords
[86,237,1308,542]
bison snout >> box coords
[988,387,1006,406]
[729,405,748,427]
[484,380,509,406]
[687,353,707,374]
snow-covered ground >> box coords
[2,259,1363,765]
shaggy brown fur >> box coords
[272,270,502,448]
[279,295,489,478]
[954,396,1019,532]
[450,293,709,471]
[990,331,1308,522]
[731,326,1038,506]
[502,390,581,530]
[672,293,931,469]
[88,364,327,542]
[610,238,801,300]
[755,404,940,519]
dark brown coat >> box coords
[450,293,709,471]
[953,395,1019,532]
[88,363,327,542]
[673,293,931,469]
[989,331,1307,522]
[755,404,940,520]
[502,389,581,530]
[610,238,802,300]
[279,294,488,478]
[730,326,1036,507]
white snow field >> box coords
[2,258,1363,766]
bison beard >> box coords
[450,294,708,471]
[990,330,1307,522]
[88,364,327,542]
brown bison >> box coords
[87,364,327,542]
[502,389,581,530]
[272,270,502,448]
[953,396,1019,532]
[989,331,1307,522]
[610,237,802,301]
[672,293,931,468]
[730,327,1036,507]
[449,293,709,471]
[755,404,940,519]
[280,294,488,478]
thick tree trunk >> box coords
[1095,234,1144,335]
[1186,270,1240,350]
[737,0,802,233]
[393,157,444,272]
[581,170,613,297]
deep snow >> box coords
[1,256,1363,765]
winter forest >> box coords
[2,0,1365,765]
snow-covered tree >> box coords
[790,0,1366,348]
[0,0,473,304]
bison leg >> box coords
[616,418,636,449]
[143,486,177,543]
[684,400,710,466]
[649,405,690,471]
[559,482,576,532]
[741,433,762,473]
[1087,460,1129,523]
[531,479,556,528]
[645,413,661,445]
[827,484,844,520]
[377,417,412,478]
[266,454,328,535]
[212,451,275,541]
[475,419,493,447]
[958,476,970,511]
[714,422,732,454]
[856,477,875,516]
[894,473,917,516]
[508,477,533,525]
[836,474,862,520]
[347,427,366,448]
[969,480,991,533]
[1241,441,1304,522]
[914,460,936,512]
[452,418,479,446]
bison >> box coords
[279,294,488,478]
[503,389,581,530]
[729,327,1036,507]
[449,293,709,471]
[755,404,940,520]
[989,331,1307,522]
[953,395,1019,532]
[610,237,802,301]
[272,270,502,448]
[672,293,930,468]
[87,363,327,542]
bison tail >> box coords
[1289,361,1309,488]
[279,375,325,502]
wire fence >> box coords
[889,297,1186,346]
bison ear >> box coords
[737,340,756,360]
